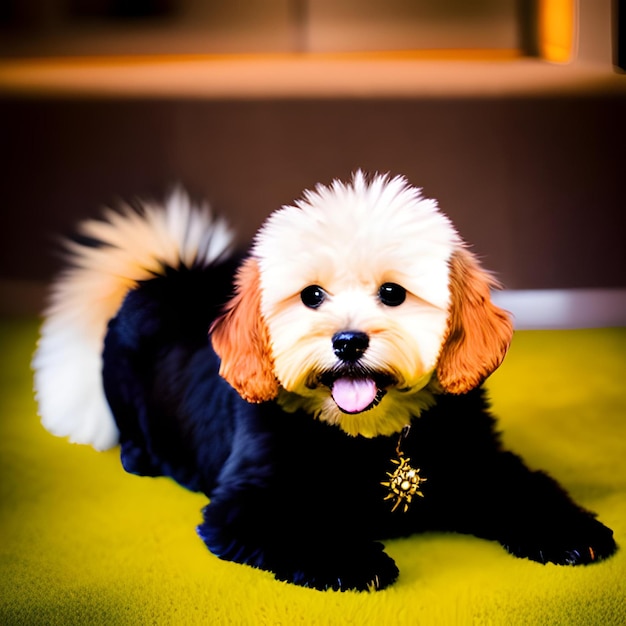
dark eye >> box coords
[378,282,406,306]
[301,285,327,309]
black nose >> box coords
[332,331,369,362]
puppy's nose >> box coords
[332,331,369,362]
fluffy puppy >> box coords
[33,173,616,591]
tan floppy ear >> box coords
[210,257,279,403]
[436,248,514,394]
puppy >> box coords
[33,173,616,591]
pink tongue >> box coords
[331,377,378,414]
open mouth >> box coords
[318,370,395,415]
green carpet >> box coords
[1,318,625,625]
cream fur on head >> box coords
[212,172,513,438]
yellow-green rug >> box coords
[1,319,625,625]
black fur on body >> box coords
[102,262,617,591]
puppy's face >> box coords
[254,175,455,437]
[212,173,513,438]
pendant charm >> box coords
[381,425,426,513]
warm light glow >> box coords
[539,0,577,63]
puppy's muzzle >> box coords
[332,331,369,363]
[317,331,393,415]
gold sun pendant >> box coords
[381,423,426,515]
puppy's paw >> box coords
[198,513,399,591]
[502,515,617,566]
[276,541,399,592]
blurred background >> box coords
[0,0,624,324]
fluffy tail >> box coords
[32,189,234,450]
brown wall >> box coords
[1,93,625,292]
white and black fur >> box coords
[33,174,617,591]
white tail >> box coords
[32,188,234,450]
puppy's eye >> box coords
[301,285,327,309]
[378,282,406,307]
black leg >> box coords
[197,496,399,591]
[452,451,617,566]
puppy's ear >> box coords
[436,248,513,394]
[210,257,279,403]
